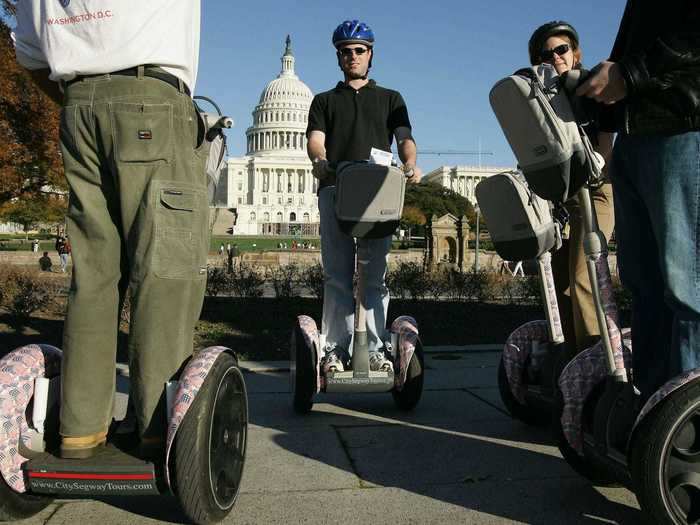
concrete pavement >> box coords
[16,346,641,524]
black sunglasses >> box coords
[540,43,571,62]
[339,47,368,57]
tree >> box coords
[400,205,426,241]
[404,182,475,224]
[0,2,65,204]
[0,194,66,238]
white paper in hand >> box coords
[369,148,393,166]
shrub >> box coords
[299,262,325,300]
[267,263,300,299]
[0,266,55,322]
[386,261,431,300]
[442,269,471,301]
[206,266,230,297]
[230,263,265,298]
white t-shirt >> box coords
[13,0,200,92]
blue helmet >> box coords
[332,20,375,48]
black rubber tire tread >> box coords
[392,341,425,410]
[552,383,619,487]
[497,357,550,426]
[292,324,315,414]
[173,352,247,525]
[0,476,52,522]
[629,379,700,525]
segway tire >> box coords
[292,323,316,414]
[0,477,52,522]
[552,383,619,486]
[498,358,549,426]
[392,341,424,410]
[173,352,247,525]
[630,380,700,525]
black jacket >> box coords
[604,0,700,135]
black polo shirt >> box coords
[306,79,411,189]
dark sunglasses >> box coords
[540,43,571,62]
[339,47,368,57]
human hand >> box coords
[312,158,329,179]
[403,163,422,184]
[575,61,627,104]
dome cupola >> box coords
[246,36,313,157]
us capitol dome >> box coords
[213,36,320,236]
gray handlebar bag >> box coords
[334,163,406,239]
[489,64,593,203]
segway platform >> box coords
[325,370,394,393]
[24,446,158,496]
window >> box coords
[249,212,256,222]
[263,212,270,222]
[238,197,243,204]
[237,183,243,191]
[262,197,267,205]
[276,211,283,222]
[278,197,283,204]
[287,197,293,204]
[303,212,310,223]
[290,212,297,222]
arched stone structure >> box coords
[427,213,470,270]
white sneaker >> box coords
[369,351,394,372]
[322,348,346,374]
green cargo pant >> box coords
[59,71,209,439]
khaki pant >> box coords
[552,183,615,355]
[59,72,209,438]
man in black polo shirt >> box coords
[306,19,421,374]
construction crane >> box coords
[418,149,495,168]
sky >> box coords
[7,1,628,173]
[196,0,627,173]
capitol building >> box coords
[210,36,513,237]
[212,36,320,236]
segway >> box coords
[475,166,573,426]
[290,162,425,413]
[0,99,248,525]
[489,63,700,524]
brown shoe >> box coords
[60,431,108,459]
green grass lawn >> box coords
[209,235,320,253]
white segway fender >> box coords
[164,345,236,489]
[632,367,700,434]
[502,320,550,404]
[0,344,61,493]
[391,316,419,391]
[297,315,323,393]
[558,328,631,453]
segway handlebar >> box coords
[325,160,414,178]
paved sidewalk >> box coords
[18,346,641,525]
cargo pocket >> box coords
[111,102,173,163]
[152,183,207,280]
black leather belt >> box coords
[67,67,190,96]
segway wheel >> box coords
[0,477,52,521]
[291,323,316,414]
[552,383,619,486]
[173,352,247,525]
[497,358,549,426]
[630,380,700,525]
[392,341,424,410]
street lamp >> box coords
[474,205,480,272]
